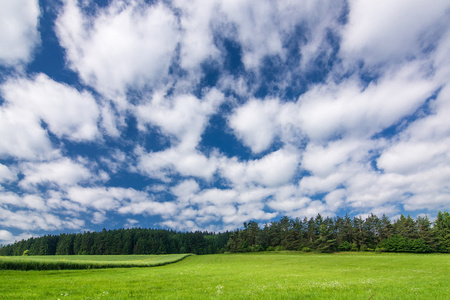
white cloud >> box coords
[228,98,281,153]
[137,146,219,181]
[2,74,100,142]
[117,200,178,216]
[302,138,374,177]
[124,218,139,228]
[92,211,106,224]
[377,140,449,175]
[1,0,450,235]
[65,186,178,218]
[67,186,134,211]
[0,0,40,65]
[56,0,179,99]
[19,158,93,189]
[0,229,14,244]
[268,185,311,212]
[136,89,224,148]
[135,89,225,181]
[174,0,220,70]
[220,147,300,188]
[297,62,438,141]
[0,230,34,246]
[341,0,450,66]
[369,84,450,211]
[0,206,84,231]
[171,179,200,204]
[218,0,283,69]
[0,104,55,160]
[22,195,47,211]
[0,164,16,183]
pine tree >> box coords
[435,211,450,252]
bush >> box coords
[338,241,352,251]
[302,247,312,252]
[375,247,386,253]
[250,245,265,252]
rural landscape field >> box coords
[1,252,448,299]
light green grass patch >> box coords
[0,252,448,299]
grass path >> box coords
[0,252,448,299]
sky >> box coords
[1,0,450,245]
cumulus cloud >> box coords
[0,0,40,65]
[297,62,438,141]
[135,89,224,148]
[135,89,225,181]
[137,146,219,181]
[1,0,450,236]
[19,158,93,190]
[0,104,55,160]
[2,74,100,141]
[0,206,84,231]
[220,147,300,188]
[0,230,34,246]
[301,139,374,177]
[341,0,450,66]
[56,0,180,99]
[0,164,16,183]
[174,0,220,70]
[371,84,450,211]
[228,98,282,153]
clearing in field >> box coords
[0,252,449,299]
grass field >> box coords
[0,254,191,270]
[0,252,448,299]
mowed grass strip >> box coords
[0,252,449,299]
[0,254,191,270]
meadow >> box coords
[0,252,448,299]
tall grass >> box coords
[0,254,191,270]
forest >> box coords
[1,211,449,256]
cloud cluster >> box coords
[0,0,40,66]
[1,0,450,244]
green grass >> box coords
[0,252,449,299]
[0,254,191,270]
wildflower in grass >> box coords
[216,285,224,295]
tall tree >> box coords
[435,211,450,252]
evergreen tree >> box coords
[435,211,450,252]
[315,221,336,253]
[415,215,437,250]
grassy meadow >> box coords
[0,252,449,299]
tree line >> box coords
[1,211,449,256]
[226,211,450,253]
[0,228,232,256]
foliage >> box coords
[0,228,232,256]
[226,211,450,253]
[1,211,449,256]
[0,253,448,299]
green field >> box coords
[0,252,448,299]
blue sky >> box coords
[1,0,450,244]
